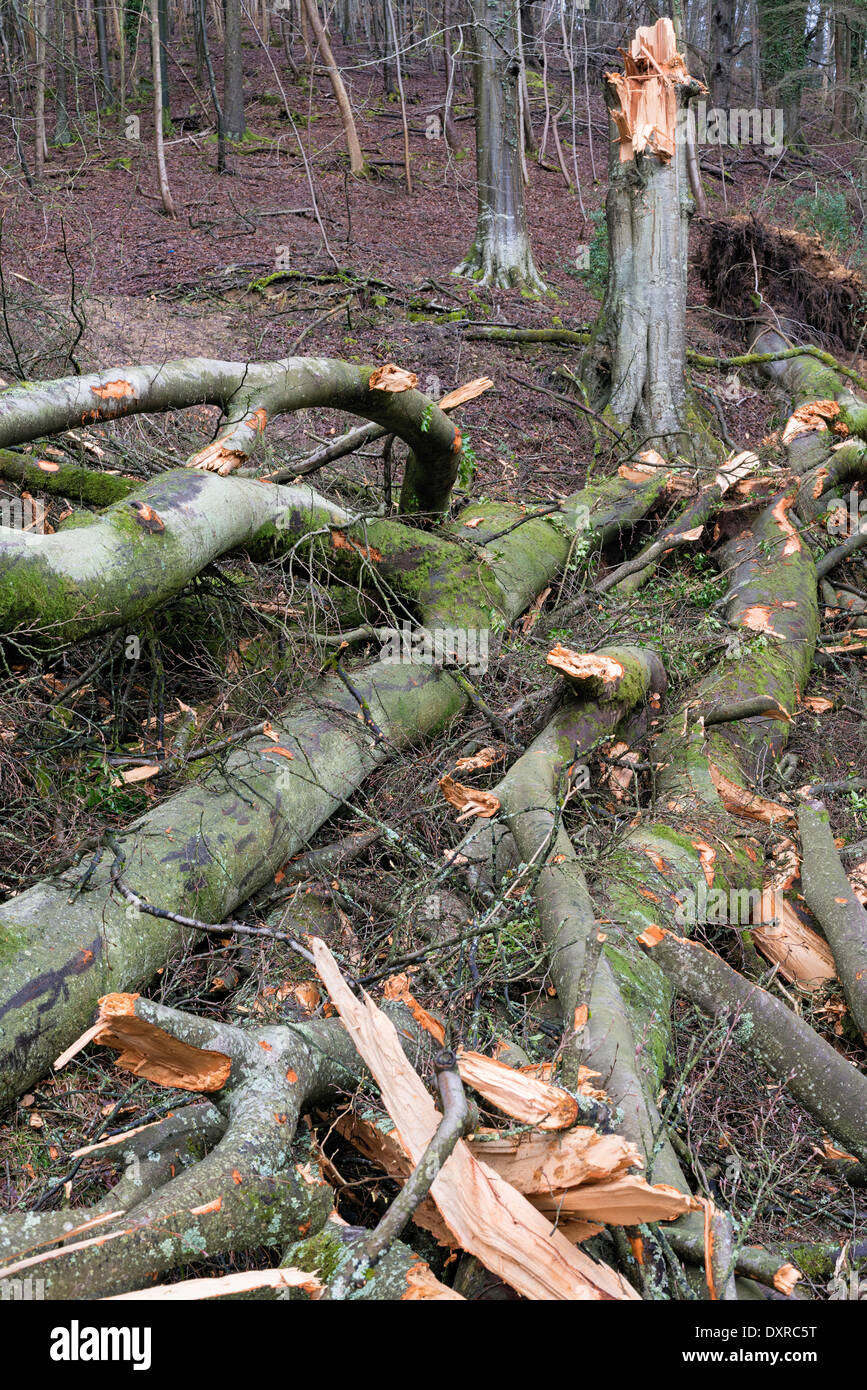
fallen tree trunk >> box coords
[0,357,464,514]
[0,449,665,645]
[451,463,867,1287]
[0,471,665,1102]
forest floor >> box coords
[0,40,865,1298]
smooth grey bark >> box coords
[799,802,867,1040]
[583,28,703,449]
[709,0,734,107]
[0,356,465,515]
[647,931,867,1164]
[454,0,546,292]
[222,0,245,139]
[0,660,461,1109]
[53,0,69,144]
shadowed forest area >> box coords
[0,0,865,1327]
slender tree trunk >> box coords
[385,0,411,189]
[53,0,69,142]
[756,0,807,147]
[150,0,176,214]
[709,0,733,107]
[222,0,245,138]
[199,0,225,170]
[95,0,113,100]
[750,0,762,104]
[158,0,170,110]
[833,12,853,134]
[302,0,364,173]
[33,0,48,175]
[454,0,546,292]
[441,0,462,150]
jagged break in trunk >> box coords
[583,19,704,453]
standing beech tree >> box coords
[223,0,245,140]
[582,19,705,452]
[454,0,546,292]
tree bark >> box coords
[302,0,364,174]
[0,465,662,1101]
[453,0,546,293]
[149,0,176,215]
[222,0,245,139]
[582,20,705,451]
[709,0,734,107]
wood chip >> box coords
[467,1126,641,1193]
[105,1268,321,1300]
[369,363,418,392]
[438,774,500,822]
[61,993,232,1092]
[457,1050,578,1130]
[438,377,493,412]
[707,762,795,826]
[453,746,504,773]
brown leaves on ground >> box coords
[438,773,500,822]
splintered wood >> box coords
[54,993,231,1092]
[546,646,626,698]
[606,18,696,163]
[312,939,706,1299]
[311,938,638,1300]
